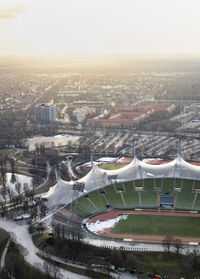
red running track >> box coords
[87,209,200,244]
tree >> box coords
[0,185,8,203]
[0,165,7,187]
[162,235,174,253]
[42,259,63,279]
[125,253,138,269]
[7,186,14,202]
[15,182,22,196]
[10,173,16,184]
[173,238,183,256]
[9,157,16,174]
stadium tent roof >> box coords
[42,178,74,208]
[79,165,108,191]
[43,156,200,208]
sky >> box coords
[0,0,200,55]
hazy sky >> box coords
[0,0,200,55]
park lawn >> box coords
[111,214,200,238]
[136,251,200,279]
[0,228,9,258]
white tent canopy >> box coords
[43,156,200,208]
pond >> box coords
[0,173,33,202]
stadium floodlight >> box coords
[69,182,86,226]
[177,137,182,157]
[73,182,85,192]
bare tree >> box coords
[0,166,7,187]
[0,185,7,203]
[173,238,183,255]
[7,186,14,202]
[42,258,63,279]
[9,157,16,174]
[126,253,138,268]
[15,182,22,196]
[162,235,174,253]
[54,224,61,239]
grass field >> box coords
[0,228,9,259]
[112,214,200,238]
[99,163,124,170]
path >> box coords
[0,219,88,279]
[0,219,137,279]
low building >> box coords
[172,112,195,125]
[87,118,137,128]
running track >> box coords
[87,209,200,244]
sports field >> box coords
[111,214,200,238]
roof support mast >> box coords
[133,137,137,158]
[177,137,182,158]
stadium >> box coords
[43,141,200,244]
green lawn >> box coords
[99,164,124,170]
[112,214,200,238]
[0,228,9,259]
[136,251,200,279]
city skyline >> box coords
[1,0,200,56]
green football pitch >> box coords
[111,214,200,238]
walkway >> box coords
[0,219,88,279]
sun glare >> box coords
[1,0,200,55]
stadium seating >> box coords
[69,177,200,218]
[173,178,183,189]
[76,195,98,215]
[103,185,124,208]
[175,179,195,209]
[141,179,157,207]
[88,190,107,211]
[122,181,140,208]
[193,180,200,190]
[161,178,175,194]
[154,178,162,189]
[193,193,200,210]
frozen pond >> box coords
[0,173,32,201]
[25,134,80,151]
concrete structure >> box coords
[172,112,195,125]
[73,106,95,123]
[35,104,56,124]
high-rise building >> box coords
[35,104,56,124]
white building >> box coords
[35,104,56,124]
